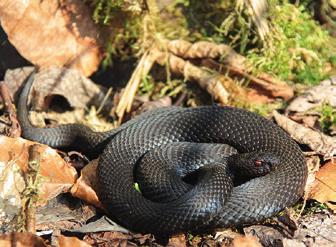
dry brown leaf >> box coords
[281,239,305,247]
[230,236,262,247]
[303,156,320,204]
[0,0,102,76]
[3,67,35,101]
[309,160,336,211]
[84,232,131,246]
[58,235,92,247]
[0,232,47,247]
[167,234,187,247]
[0,136,77,224]
[296,211,336,245]
[273,111,336,159]
[70,159,103,209]
[10,67,108,110]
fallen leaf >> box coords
[0,232,47,247]
[281,239,305,247]
[3,67,35,101]
[244,225,289,247]
[303,156,320,199]
[309,160,336,211]
[287,76,336,113]
[231,236,262,247]
[64,216,129,234]
[132,96,172,117]
[84,232,131,247]
[167,40,246,69]
[0,0,103,76]
[5,67,110,111]
[57,235,91,247]
[214,229,242,243]
[167,234,187,247]
[70,159,102,209]
[296,210,336,245]
[0,136,77,228]
[36,195,96,232]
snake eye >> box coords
[254,159,263,167]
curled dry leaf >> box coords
[3,67,35,100]
[273,111,336,159]
[20,68,109,110]
[0,136,77,224]
[57,235,91,247]
[167,40,246,69]
[166,40,293,104]
[303,156,320,201]
[0,232,47,247]
[70,159,103,210]
[287,76,336,113]
[309,160,336,212]
[0,0,102,76]
[201,59,294,103]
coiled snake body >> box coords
[18,73,307,234]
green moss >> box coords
[87,1,336,87]
[139,75,155,96]
[316,102,336,134]
[247,3,336,85]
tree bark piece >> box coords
[273,111,336,159]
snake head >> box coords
[252,152,280,175]
[228,151,280,181]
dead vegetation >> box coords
[0,0,336,246]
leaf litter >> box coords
[0,2,336,244]
[1,64,336,247]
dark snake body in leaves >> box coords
[18,73,307,234]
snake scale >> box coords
[17,72,307,234]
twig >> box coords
[22,144,42,233]
[0,81,21,137]
[115,50,159,124]
[97,87,113,115]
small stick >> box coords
[22,144,41,233]
[0,81,21,137]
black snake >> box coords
[17,72,307,234]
